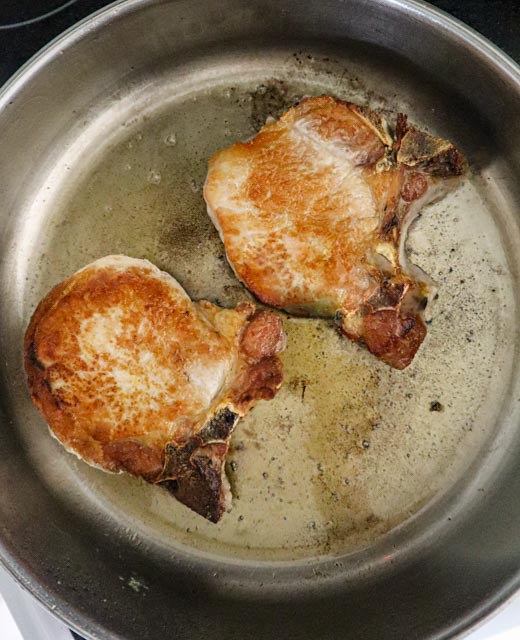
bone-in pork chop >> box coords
[25,256,285,522]
[204,96,465,369]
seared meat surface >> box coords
[205,97,465,368]
[25,256,285,521]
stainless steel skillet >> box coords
[1,0,520,638]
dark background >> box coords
[0,0,519,86]
[0,1,518,639]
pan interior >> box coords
[12,47,516,561]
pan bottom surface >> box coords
[11,46,516,563]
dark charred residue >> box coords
[249,80,297,132]
[382,214,398,235]
[429,146,466,178]
[393,113,408,152]
[418,296,428,311]
[189,454,223,523]
[198,407,239,442]
[161,478,178,493]
[366,280,405,310]
[162,217,212,261]
[400,317,416,337]
[43,378,52,394]
[430,401,444,412]
[397,127,466,178]
[160,444,224,523]
[158,407,240,522]
[28,340,45,371]
[334,309,345,326]
[288,376,310,402]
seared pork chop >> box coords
[25,256,285,522]
[204,96,466,369]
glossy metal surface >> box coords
[1,1,520,638]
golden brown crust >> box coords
[25,256,285,521]
[103,439,163,481]
[26,260,215,474]
[205,96,466,369]
[290,96,387,164]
